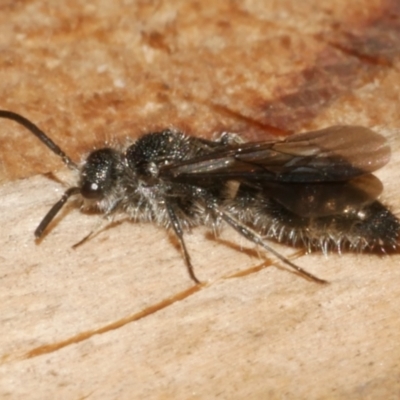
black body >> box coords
[1,109,398,283]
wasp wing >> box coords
[257,174,383,217]
[160,126,389,217]
[161,126,390,183]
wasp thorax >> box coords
[80,148,122,200]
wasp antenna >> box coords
[0,109,78,171]
[35,187,81,238]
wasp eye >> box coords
[80,148,122,200]
[81,181,103,199]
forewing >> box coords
[161,126,390,183]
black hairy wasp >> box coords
[1,109,399,284]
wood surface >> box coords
[1,0,400,399]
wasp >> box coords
[1,109,398,284]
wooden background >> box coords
[1,0,400,399]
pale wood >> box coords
[1,1,400,399]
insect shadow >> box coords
[1,109,399,284]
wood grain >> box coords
[1,0,400,399]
